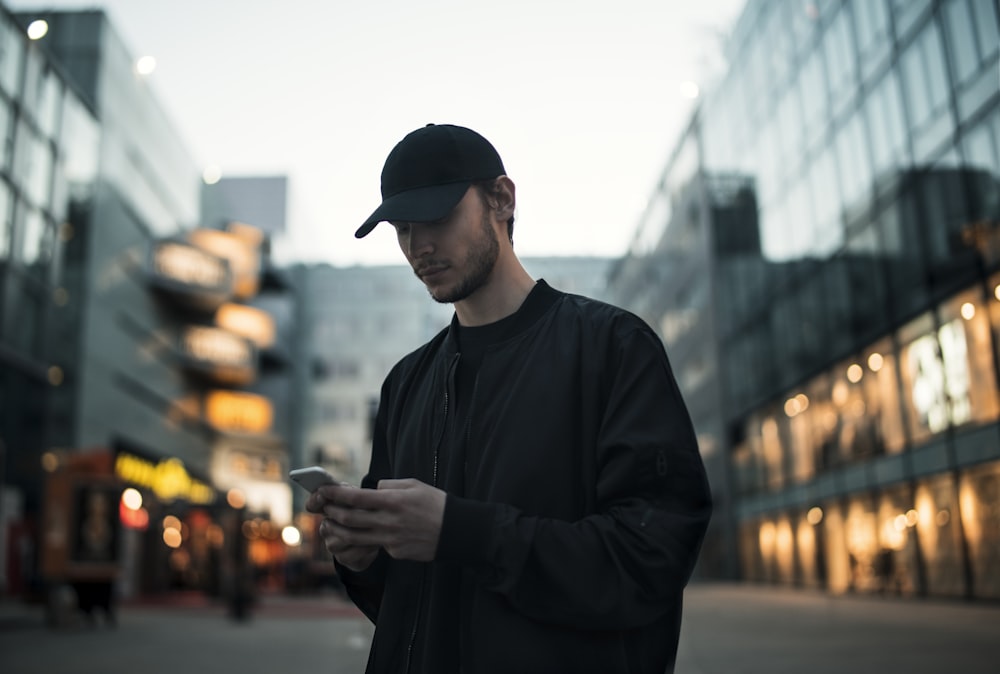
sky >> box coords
[12,0,747,267]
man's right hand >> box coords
[306,484,380,572]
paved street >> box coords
[1,582,997,673]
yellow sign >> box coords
[115,454,215,504]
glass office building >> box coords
[609,0,1000,598]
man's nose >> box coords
[407,226,434,257]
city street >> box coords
[1,582,998,673]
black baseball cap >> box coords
[355,124,506,238]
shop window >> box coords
[861,339,907,454]
[774,515,796,584]
[986,272,1000,393]
[787,378,821,482]
[899,312,946,444]
[739,518,764,582]
[754,411,786,491]
[914,474,967,596]
[821,503,851,594]
[830,358,881,462]
[875,486,920,597]
[795,508,824,589]
[959,460,1000,598]
[939,289,1000,427]
[843,495,881,593]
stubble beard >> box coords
[426,213,500,305]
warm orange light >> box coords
[205,390,273,434]
[807,507,824,525]
[189,228,260,299]
[960,302,976,320]
[227,488,246,509]
[215,303,275,348]
[846,364,863,383]
[868,352,884,372]
[163,528,183,548]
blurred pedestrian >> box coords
[306,123,712,673]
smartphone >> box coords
[289,466,337,492]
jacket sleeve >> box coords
[332,377,395,623]
[435,324,712,630]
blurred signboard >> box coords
[179,325,258,385]
[147,239,233,310]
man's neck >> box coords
[453,258,536,327]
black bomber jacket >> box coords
[337,281,712,674]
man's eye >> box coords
[391,222,410,234]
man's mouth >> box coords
[416,264,448,279]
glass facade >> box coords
[610,0,1000,598]
[0,7,100,505]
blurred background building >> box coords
[608,0,1000,599]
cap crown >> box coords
[381,124,506,198]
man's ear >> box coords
[495,176,516,220]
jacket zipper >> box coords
[404,352,459,674]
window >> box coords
[875,486,921,596]
[939,289,1000,427]
[0,17,23,97]
[808,149,842,254]
[879,187,929,320]
[800,48,830,140]
[898,312,943,444]
[834,112,873,210]
[969,0,1000,62]
[865,70,910,180]
[0,179,10,261]
[959,461,1000,599]
[943,0,982,84]
[863,338,907,453]
[854,0,890,55]
[899,21,951,129]
[823,6,858,105]
[914,474,967,596]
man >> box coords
[306,123,711,673]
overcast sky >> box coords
[13,0,746,266]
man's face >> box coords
[392,187,500,304]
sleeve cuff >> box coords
[436,494,497,568]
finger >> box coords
[323,502,391,531]
[321,485,396,510]
[304,491,327,513]
[322,517,384,548]
[375,478,421,491]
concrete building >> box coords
[609,0,1000,599]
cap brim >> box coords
[355,181,472,238]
